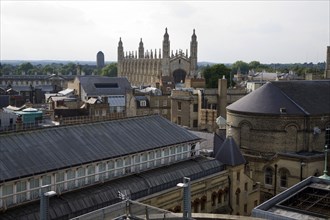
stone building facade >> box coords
[117,28,198,87]
[170,78,247,132]
[126,89,171,121]
[226,80,330,202]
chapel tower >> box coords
[117,28,198,88]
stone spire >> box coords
[117,37,124,61]
[190,29,198,77]
[139,38,144,59]
[162,28,170,58]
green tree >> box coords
[0,64,15,76]
[101,63,117,77]
[61,62,77,75]
[231,60,249,74]
[43,64,55,74]
[18,62,34,75]
[248,61,261,70]
[201,64,232,88]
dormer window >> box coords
[140,100,147,107]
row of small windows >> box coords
[1,81,55,86]
[0,144,197,209]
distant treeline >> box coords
[0,60,326,77]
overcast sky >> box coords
[1,1,329,64]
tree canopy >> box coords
[201,64,232,88]
[101,63,117,77]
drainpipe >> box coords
[228,175,233,214]
[274,164,278,196]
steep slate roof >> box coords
[0,115,200,182]
[227,80,330,116]
[214,134,246,166]
[77,76,132,96]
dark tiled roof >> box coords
[78,76,132,96]
[214,134,246,166]
[0,115,200,182]
[0,157,224,220]
[227,80,330,116]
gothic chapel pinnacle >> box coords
[117,28,198,87]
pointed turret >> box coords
[162,28,170,59]
[139,38,144,59]
[162,28,170,76]
[190,29,198,77]
[213,124,246,166]
[118,37,124,62]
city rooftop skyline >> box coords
[1,1,329,64]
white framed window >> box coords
[148,152,155,168]
[98,162,106,181]
[155,150,161,166]
[141,153,148,169]
[170,147,176,162]
[87,165,95,184]
[67,170,75,190]
[41,175,51,192]
[29,177,40,199]
[2,184,13,206]
[16,181,27,203]
[164,148,169,164]
[56,172,65,193]
[108,161,115,178]
[124,157,131,174]
[140,100,147,107]
[77,167,86,187]
[116,159,123,176]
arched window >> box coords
[235,188,241,205]
[201,196,207,211]
[193,198,200,213]
[279,168,289,188]
[211,192,217,206]
[224,188,228,202]
[218,189,223,204]
[265,167,273,185]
